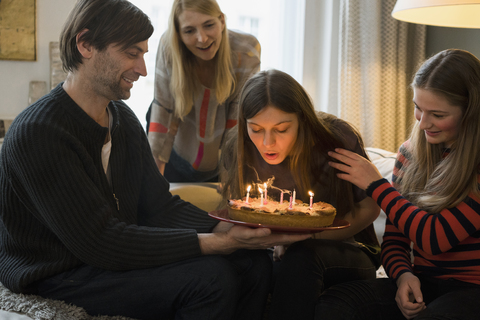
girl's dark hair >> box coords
[221,69,366,217]
[60,0,154,72]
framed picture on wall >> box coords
[0,0,36,61]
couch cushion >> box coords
[169,182,223,212]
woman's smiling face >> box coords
[177,9,224,62]
[247,105,299,165]
[413,87,463,148]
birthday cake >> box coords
[227,197,336,228]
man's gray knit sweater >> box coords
[0,84,218,293]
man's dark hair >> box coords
[60,0,154,72]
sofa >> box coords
[0,147,397,319]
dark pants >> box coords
[269,239,377,320]
[163,148,219,183]
[37,249,272,320]
[315,275,480,320]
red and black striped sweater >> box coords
[367,141,480,285]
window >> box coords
[128,0,305,129]
[238,16,259,36]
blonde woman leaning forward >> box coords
[316,49,480,320]
[146,0,260,182]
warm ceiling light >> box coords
[392,0,480,28]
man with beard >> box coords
[0,0,310,319]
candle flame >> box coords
[247,185,251,192]
[258,187,263,194]
[264,183,267,188]
[309,191,314,196]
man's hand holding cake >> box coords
[198,221,312,255]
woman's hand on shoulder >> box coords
[328,148,383,190]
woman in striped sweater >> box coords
[316,49,480,320]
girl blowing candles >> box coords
[220,69,381,320]
[317,49,480,320]
[146,0,261,182]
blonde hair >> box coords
[399,49,480,212]
[165,0,235,119]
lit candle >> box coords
[264,183,268,204]
[246,185,251,203]
[309,191,314,209]
[292,189,296,206]
[280,192,283,204]
[259,187,264,207]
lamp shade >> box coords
[392,0,480,28]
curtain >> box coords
[335,0,426,152]
[302,0,341,116]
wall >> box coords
[426,26,480,58]
[0,0,75,119]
